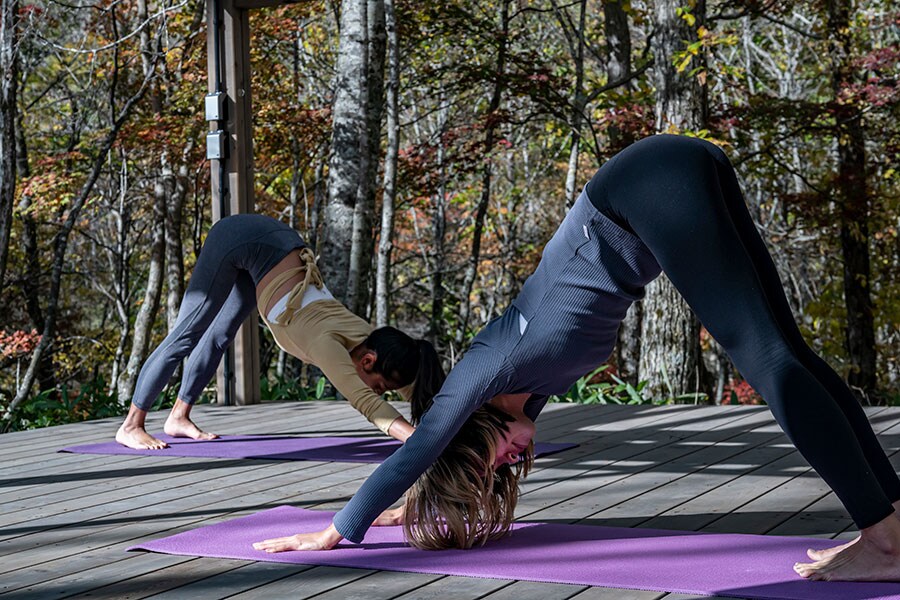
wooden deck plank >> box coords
[570,588,664,600]
[697,412,900,536]
[4,551,190,599]
[390,575,515,599]
[143,562,315,599]
[517,405,754,503]
[288,569,445,600]
[518,407,764,519]
[480,580,589,599]
[227,566,377,599]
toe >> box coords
[794,562,813,578]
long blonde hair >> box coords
[402,404,534,550]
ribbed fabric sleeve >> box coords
[333,344,516,543]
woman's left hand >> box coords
[253,523,343,552]
[372,505,405,526]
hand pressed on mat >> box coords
[372,504,405,527]
[253,523,343,552]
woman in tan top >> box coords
[116,215,444,450]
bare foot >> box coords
[116,423,169,450]
[807,536,859,561]
[807,510,900,560]
[164,415,218,441]
[795,518,900,581]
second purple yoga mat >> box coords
[129,506,900,600]
[60,435,576,463]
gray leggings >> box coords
[131,215,305,410]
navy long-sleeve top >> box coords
[333,190,662,543]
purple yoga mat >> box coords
[129,506,900,600]
[60,435,576,463]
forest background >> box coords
[0,0,897,431]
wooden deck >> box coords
[3,401,899,600]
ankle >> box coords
[168,399,194,420]
[120,418,143,431]
[862,517,900,555]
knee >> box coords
[728,339,801,391]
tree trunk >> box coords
[429,98,449,344]
[557,0,586,211]
[14,105,44,331]
[348,0,385,317]
[616,303,642,385]
[375,0,399,328]
[603,0,641,383]
[640,0,708,402]
[164,152,186,332]
[322,0,369,308]
[118,181,166,403]
[0,0,18,289]
[456,0,509,344]
[649,1,708,132]
[603,0,633,151]
[108,152,132,394]
[827,0,876,398]
[310,152,326,248]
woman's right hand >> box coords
[252,523,343,552]
[372,505,405,526]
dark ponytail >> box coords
[409,339,445,425]
[362,327,446,422]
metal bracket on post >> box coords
[205,92,226,121]
[206,130,228,160]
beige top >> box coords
[257,249,406,435]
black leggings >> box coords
[586,134,900,529]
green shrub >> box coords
[550,365,655,405]
[259,374,335,402]
[11,376,126,431]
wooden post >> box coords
[207,0,260,405]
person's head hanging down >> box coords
[402,402,534,550]
[356,326,445,407]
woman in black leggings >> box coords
[255,135,900,582]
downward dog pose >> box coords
[116,214,443,450]
[254,135,900,582]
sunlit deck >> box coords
[3,401,898,599]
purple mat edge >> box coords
[125,506,900,600]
